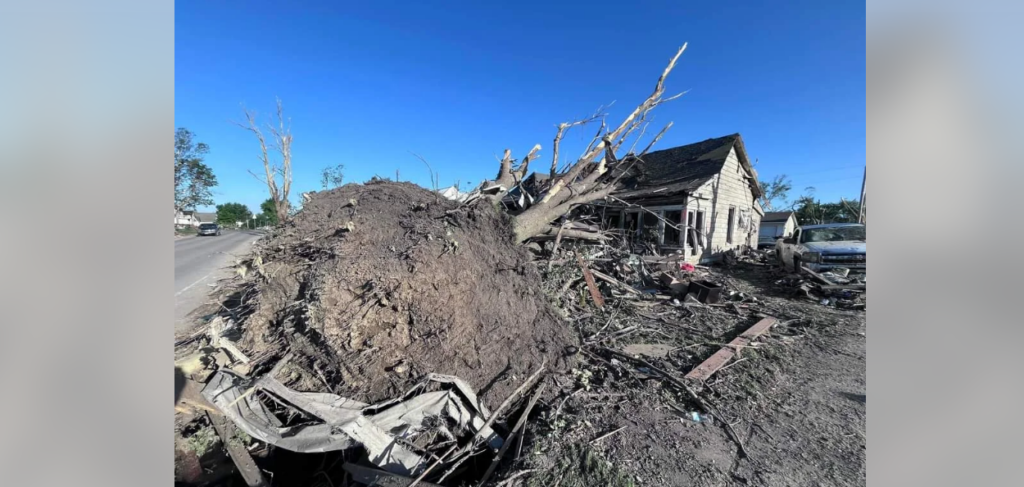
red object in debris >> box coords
[679,263,695,272]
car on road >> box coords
[197,223,222,236]
[776,223,865,273]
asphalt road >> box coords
[174,230,263,332]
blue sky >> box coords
[175,0,865,214]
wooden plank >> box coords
[590,269,643,295]
[684,317,778,381]
[799,265,835,285]
[576,255,605,308]
[207,412,268,487]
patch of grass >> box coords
[184,425,219,457]
[528,444,635,487]
[229,428,253,449]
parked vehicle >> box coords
[198,222,222,236]
[776,223,865,273]
[757,233,780,249]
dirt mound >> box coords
[232,180,576,406]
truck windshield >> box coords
[199,224,217,230]
[801,226,865,243]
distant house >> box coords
[174,210,218,228]
[595,133,765,263]
[174,210,200,227]
[759,211,798,240]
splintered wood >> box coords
[577,255,605,308]
[684,316,778,381]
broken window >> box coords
[694,210,705,247]
[687,210,706,255]
[727,207,736,244]
[663,210,682,246]
[640,211,660,242]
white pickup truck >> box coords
[776,223,866,273]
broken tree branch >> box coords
[475,383,547,487]
[439,361,547,481]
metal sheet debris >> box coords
[202,370,504,476]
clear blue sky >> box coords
[175,0,865,214]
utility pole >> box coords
[858,165,866,224]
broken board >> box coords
[684,317,778,381]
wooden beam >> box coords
[207,412,268,487]
[577,255,605,308]
[800,265,835,285]
[684,317,778,381]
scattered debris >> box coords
[175,182,865,486]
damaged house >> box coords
[596,133,764,263]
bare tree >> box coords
[478,44,688,242]
[235,98,293,222]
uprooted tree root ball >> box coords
[222,180,577,406]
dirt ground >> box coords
[500,261,866,487]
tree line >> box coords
[758,174,864,225]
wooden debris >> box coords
[207,412,268,487]
[476,383,548,487]
[438,361,547,482]
[590,269,643,296]
[799,265,835,286]
[589,425,628,444]
[685,317,778,381]
[602,348,753,460]
[577,255,605,309]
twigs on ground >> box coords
[589,425,628,444]
[600,348,754,461]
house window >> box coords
[727,207,736,244]
[686,210,695,249]
[663,210,682,246]
[687,210,706,255]
[694,210,705,247]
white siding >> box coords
[691,147,759,262]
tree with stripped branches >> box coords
[235,98,294,223]
[477,44,688,243]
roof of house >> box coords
[613,133,762,201]
[761,211,795,223]
[196,212,217,222]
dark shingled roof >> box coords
[761,211,795,223]
[614,133,761,200]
